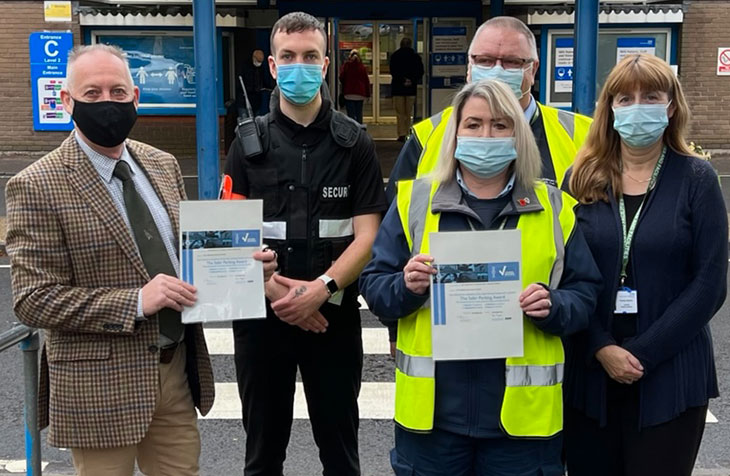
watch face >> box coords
[326,279,338,294]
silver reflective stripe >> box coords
[505,363,564,387]
[395,349,435,378]
[546,187,565,289]
[319,218,354,238]
[556,109,576,139]
[430,111,444,129]
[407,179,433,256]
[263,221,286,240]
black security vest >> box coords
[240,110,362,298]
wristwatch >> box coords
[317,274,339,296]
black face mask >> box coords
[71,99,138,147]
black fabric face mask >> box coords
[71,98,138,147]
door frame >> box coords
[334,19,418,124]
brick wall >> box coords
[0,1,82,164]
[681,0,730,153]
[0,1,228,170]
[129,116,230,175]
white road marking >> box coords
[0,264,10,269]
[0,460,49,473]
[203,327,390,355]
[200,382,395,420]
[199,384,719,424]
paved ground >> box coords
[1,143,730,475]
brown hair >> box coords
[270,12,327,54]
[570,54,696,203]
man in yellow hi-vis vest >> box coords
[385,16,592,203]
[383,16,593,357]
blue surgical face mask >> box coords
[612,102,671,148]
[275,63,324,105]
[454,136,518,179]
[471,64,529,99]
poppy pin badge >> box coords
[518,197,531,207]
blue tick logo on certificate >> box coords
[615,288,638,314]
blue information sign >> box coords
[554,66,574,81]
[96,34,196,110]
[553,37,574,83]
[29,32,73,131]
[617,37,656,49]
[432,53,467,65]
[432,27,467,36]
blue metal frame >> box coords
[572,0,599,116]
[491,0,505,17]
[278,1,481,19]
[193,0,220,199]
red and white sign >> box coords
[718,48,730,76]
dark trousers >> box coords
[391,426,564,476]
[344,99,364,124]
[233,304,363,476]
[564,383,707,476]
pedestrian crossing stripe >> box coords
[203,327,390,355]
[199,382,396,420]
[198,383,720,424]
[200,329,720,424]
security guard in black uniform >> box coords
[224,12,387,476]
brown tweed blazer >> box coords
[5,134,215,449]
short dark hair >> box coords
[400,37,412,49]
[270,12,327,54]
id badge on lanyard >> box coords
[615,287,638,314]
[614,146,666,314]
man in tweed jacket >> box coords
[5,44,275,476]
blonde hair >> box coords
[65,44,134,92]
[570,54,695,203]
[433,79,541,190]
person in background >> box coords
[389,37,424,142]
[564,53,727,476]
[360,79,601,476]
[239,48,274,117]
[339,48,370,124]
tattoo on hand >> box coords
[294,286,307,298]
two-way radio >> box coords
[236,75,263,158]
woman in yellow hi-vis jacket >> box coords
[360,80,602,476]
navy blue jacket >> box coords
[564,150,727,428]
[360,178,602,436]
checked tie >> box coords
[113,160,184,342]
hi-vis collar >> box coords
[431,177,544,222]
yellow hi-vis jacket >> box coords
[410,103,592,188]
[394,177,576,436]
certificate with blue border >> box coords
[180,200,265,323]
[430,230,524,361]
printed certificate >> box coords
[179,200,266,323]
[430,230,524,361]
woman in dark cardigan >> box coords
[564,53,727,476]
